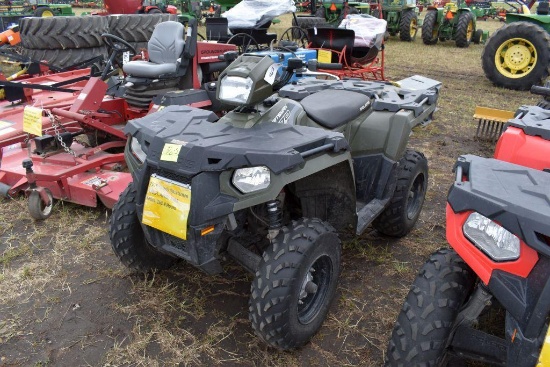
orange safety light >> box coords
[209,5,214,12]
[330,2,337,11]
[445,10,454,19]
[201,225,215,236]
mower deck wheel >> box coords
[28,189,53,220]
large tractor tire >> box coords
[482,22,550,91]
[455,11,474,48]
[292,16,329,33]
[422,10,439,45]
[385,248,476,366]
[107,14,178,43]
[20,16,108,49]
[33,6,54,17]
[249,218,341,350]
[110,183,178,272]
[399,10,418,42]
[21,46,108,69]
[373,150,428,237]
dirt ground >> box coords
[0,16,539,367]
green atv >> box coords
[482,5,550,90]
[109,54,441,349]
[374,0,420,42]
[422,0,482,47]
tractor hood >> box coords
[125,105,349,176]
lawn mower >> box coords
[0,19,236,219]
[386,86,550,366]
[109,52,441,349]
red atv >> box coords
[386,88,550,366]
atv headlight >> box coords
[219,76,253,105]
[232,166,270,193]
[463,212,520,261]
[129,136,146,163]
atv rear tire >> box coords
[482,22,550,91]
[21,46,108,69]
[110,183,178,272]
[20,16,108,49]
[249,218,341,350]
[385,248,476,366]
[455,12,474,48]
[399,10,418,42]
[107,14,178,43]
[373,150,428,237]
[422,10,439,45]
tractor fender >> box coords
[457,8,473,14]
[506,13,550,26]
[427,5,439,11]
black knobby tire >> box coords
[107,14,177,43]
[20,16,108,50]
[33,7,54,17]
[315,6,326,18]
[472,29,483,44]
[249,218,341,350]
[109,183,178,272]
[292,16,329,31]
[455,12,474,48]
[148,8,162,14]
[373,150,428,237]
[385,248,476,366]
[28,189,53,220]
[422,10,439,45]
[399,10,418,42]
[21,46,108,69]
[482,22,550,91]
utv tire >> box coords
[107,14,177,43]
[28,189,53,220]
[385,248,476,366]
[20,16,108,49]
[455,12,474,48]
[110,183,178,272]
[422,10,439,45]
[21,46,108,69]
[399,10,418,42]
[373,150,428,237]
[482,22,550,91]
[249,218,341,350]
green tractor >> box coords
[294,0,370,29]
[482,2,550,90]
[374,0,419,42]
[422,0,482,47]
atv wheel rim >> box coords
[410,18,417,37]
[407,173,425,220]
[297,255,332,325]
[466,20,473,41]
[495,38,537,79]
[42,10,54,17]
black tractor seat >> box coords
[300,90,370,129]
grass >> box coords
[0,11,540,367]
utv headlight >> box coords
[232,166,270,193]
[463,212,520,261]
[129,136,146,163]
[219,76,253,105]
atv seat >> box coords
[123,21,185,78]
[300,90,369,129]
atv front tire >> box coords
[110,183,178,272]
[373,150,428,237]
[455,12,474,48]
[385,248,476,366]
[482,22,550,90]
[249,218,341,350]
[399,10,418,42]
[422,10,439,45]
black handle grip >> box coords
[316,62,343,70]
[530,85,550,97]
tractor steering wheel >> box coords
[100,33,137,80]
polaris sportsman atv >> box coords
[110,54,441,349]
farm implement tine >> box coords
[473,106,515,142]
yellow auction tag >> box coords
[160,143,182,162]
[142,175,191,240]
[23,106,43,136]
[318,49,332,64]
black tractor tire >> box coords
[148,8,163,14]
[455,12,474,48]
[373,150,428,237]
[109,183,178,272]
[422,10,439,45]
[399,10,418,42]
[472,28,483,44]
[33,6,54,17]
[482,22,550,91]
[337,6,359,24]
[20,16,108,50]
[249,218,341,350]
[315,6,326,18]
[292,16,329,32]
[107,14,178,43]
[28,189,53,220]
[385,248,476,366]
[21,46,108,69]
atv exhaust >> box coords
[473,106,515,142]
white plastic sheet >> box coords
[223,0,296,29]
[339,14,387,48]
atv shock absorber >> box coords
[266,200,282,240]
